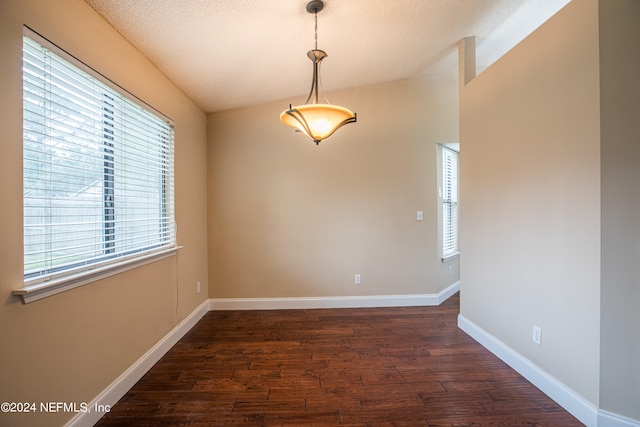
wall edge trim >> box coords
[208,281,460,311]
[64,299,210,427]
[598,410,640,427]
[457,313,598,427]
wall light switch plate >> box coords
[417,211,423,221]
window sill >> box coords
[441,252,460,262]
[13,246,182,304]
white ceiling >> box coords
[84,0,570,113]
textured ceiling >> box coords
[84,0,570,113]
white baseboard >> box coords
[61,282,640,427]
[458,314,599,427]
[60,282,640,427]
[598,410,640,427]
[65,299,209,427]
[209,281,460,311]
[437,281,460,303]
[63,284,459,426]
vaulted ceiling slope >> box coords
[84,0,570,113]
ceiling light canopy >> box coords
[280,0,356,145]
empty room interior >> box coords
[0,0,638,426]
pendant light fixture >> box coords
[280,0,357,145]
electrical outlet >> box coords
[417,211,423,221]
[196,281,201,294]
[532,325,542,346]
[355,274,361,285]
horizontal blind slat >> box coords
[23,32,175,284]
[442,146,459,256]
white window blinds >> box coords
[23,32,175,286]
[442,146,459,257]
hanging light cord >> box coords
[314,9,318,50]
[312,7,331,104]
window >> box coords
[21,30,175,297]
[441,145,459,258]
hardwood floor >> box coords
[96,293,583,426]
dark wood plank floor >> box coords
[96,293,583,426]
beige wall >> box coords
[208,76,460,299]
[460,0,602,407]
[0,1,209,426]
[11,0,637,425]
[599,0,640,420]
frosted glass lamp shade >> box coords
[280,103,357,144]
[280,2,357,145]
